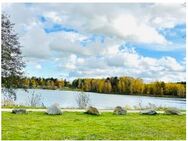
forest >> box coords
[3,76,185,98]
[72,77,186,98]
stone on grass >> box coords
[12,109,27,114]
[113,106,127,115]
[85,106,100,115]
[165,108,181,115]
[140,109,157,115]
[47,104,62,115]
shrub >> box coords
[76,92,90,109]
[27,92,42,107]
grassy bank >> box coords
[2,112,185,140]
[1,105,46,109]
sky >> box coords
[2,3,186,82]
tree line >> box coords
[6,76,186,98]
[16,77,71,89]
[72,77,186,98]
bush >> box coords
[2,99,15,107]
[76,92,90,109]
[27,92,42,107]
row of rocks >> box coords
[140,109,182,115]
[86,106,182,116]
[11,105,182,116]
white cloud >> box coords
[87,14,167,44]
[60,3,185,45]
[35,64,42,70]
[45,11,63,23]
[56,47,185,82]
[3,3,185,45]
[2,3,185,82]
[20,24,51,59]
[148,3,185,29]
[50,34,121,57]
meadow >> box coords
[2,111,186,140]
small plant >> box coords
[146,102,157,110]
[2,98,15,107]
[76,92,90,109]
[125,105,132,110]
[26,92,42,107]
[2,89,16,106]
[138,99,144,111]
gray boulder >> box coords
[47,104,62,115]
[113,106,127,115]
[85,106,100,115]
[165,108,181,115]
[12,109,27,114]
[140,109,157,115]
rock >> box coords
[140,109,157,115]
[47,104,62,115]
[85,106,100,115]
[113,106,127,115]
[12,109,27,114]
[165,108,181,115]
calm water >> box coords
[8,89,186,110]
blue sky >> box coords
[2,3,186,82]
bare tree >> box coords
[27,92,42,107]
[76,92,90,109]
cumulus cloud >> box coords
[55,46,185,82]
[3,3,185,45]
[21,24,51,59]
[35,64,42,70]
[58,3,185,45]
[2,3,186,82]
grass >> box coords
[1,105,47,109]
[2,112,186,140]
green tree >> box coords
[1,13,25,100]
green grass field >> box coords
[2,112,186,140]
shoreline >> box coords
[1,108,186,114]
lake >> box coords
[6,89,186,110]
